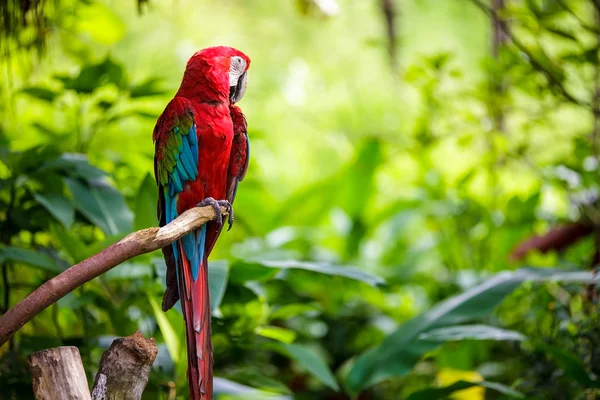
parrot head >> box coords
[177,46,251,104]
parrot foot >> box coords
[196,198,234,231]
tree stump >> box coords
[28,346,91,400]
[27,332,158,400]
[91,331,158,400]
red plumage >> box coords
[153,46,250,400]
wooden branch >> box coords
[91,331,158,400]
[28,346,91,400]
[0,205,227,347]
[510,221,594,261]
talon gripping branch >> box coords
[153,46,250,400]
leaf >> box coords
[65,177,132,235]
[0,247,63,273]
[33,192,74,229]
[419,324,526,342]
[406,380,525,400]
[231,259,385,287]
[148,295,180,364]
[65,58,127,93]
[213,377,292,399]
[256,326,297,344]
[270,304,319,320]
[537,344,600,388]
[209,260,229,313]
[133,173,157,231]
[545,26,578,42]
[345,268,600,393]
[129,77,168,98]
[104,262,152,280]
[32,123,66,139]
[50,224,90,263]
[39,153,106,180]
[20,87,59,102]
[280,343,340,391]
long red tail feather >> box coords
[178,241,213,399]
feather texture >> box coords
[154,46,250,400]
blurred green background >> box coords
[2,0,600,398]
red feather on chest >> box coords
[176,102,233,214]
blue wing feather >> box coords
[155,98,205,300]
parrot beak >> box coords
[229,71,247,104]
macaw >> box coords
[153,46,250,400]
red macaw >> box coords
[153,46,250,399]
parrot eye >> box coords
[230,56,245,73]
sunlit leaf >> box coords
[148,295,180,364]
[231,259,385,287]
[213,377,292,399]
[270,304,319,320]
[256,326,297,343]
[419,325,526,342]
[406,380,524,400]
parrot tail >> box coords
[177,226,213,400]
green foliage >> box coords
[2,0,600,399]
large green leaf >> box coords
[133,173,158,231]
[231,259,385,287]
[39,153,106,180]
[63,57,127,93]
[33,192,74,229]
[209,260,229,313]
[405,380,525,400]
[65,177,132,235]
[213,377,292,399]
[345,268,600,393]
[0,246,63,273]
[104,262,152,280]
[148,295,181,364]
[280,343,340,391]
[418,324,526,342]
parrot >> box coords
[153,46,250,400]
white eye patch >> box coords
[229,56,246,86]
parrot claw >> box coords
[216,200,234,231]
[196,198,234,231]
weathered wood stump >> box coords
[27,331,157,400]
[91,331,158,400]
[28,346,91,400]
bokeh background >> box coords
[1,0,600,399]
